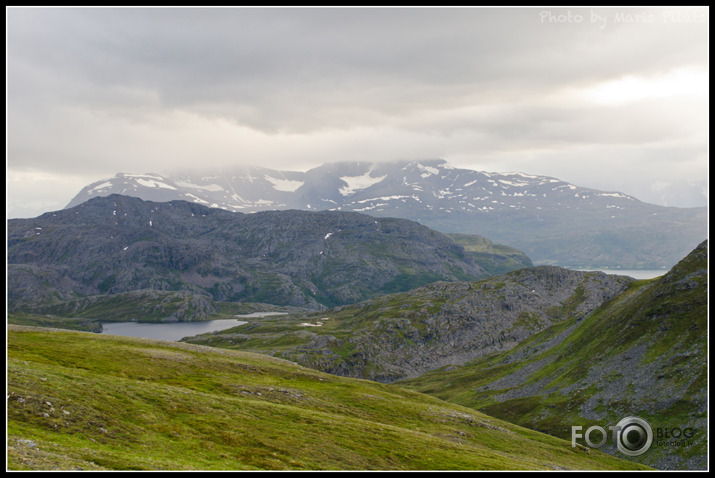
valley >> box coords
[6,188,708,471]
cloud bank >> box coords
[7,7,709,217]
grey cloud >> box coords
[6,7,709,214]
[9,7,707,132]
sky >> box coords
[6,6,709,218]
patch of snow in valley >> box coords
[339,171,387,196]
[264,175,304,192]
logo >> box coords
[572,416,653,456]
[573,417,697,456]
[613,417,653,456]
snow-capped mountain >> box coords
[66,159,707,269]
[67,159,635,214]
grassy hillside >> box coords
[7,326,648,471]
[400,241,708,470]
[447,233,534,275]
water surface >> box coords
[101,319,247,342]
[101,311,289,341]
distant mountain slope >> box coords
[65,159,706,269]
[7,326,648,471]
[8,195,486,314]
[184,267,633,383]
[400,241,708,470]
[447,233,534,275]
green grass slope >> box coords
[447,233,534,275]
[7,326,648,471]
[400,241,708,470]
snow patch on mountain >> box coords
[264,175,304,192]
[184,193,209,204]
[174,180,225,192]
[498,179,530,188]
[339,171,387,196]
[599,192,634,200]
[90,181,114,192]
[136,178,177,190]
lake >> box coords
[101,312,287,341]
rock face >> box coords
[8,194,487,314]
[186,266,633,383]
[65,159,707,269]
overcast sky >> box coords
[6,6,709,218]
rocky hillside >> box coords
[8,326,648,471]
[8,194,488,314]
[401,241,708,470]
[65,159,706,268]
[184,267,632,383]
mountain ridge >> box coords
[65,159,706,269]
[8,194,489,314]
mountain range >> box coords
[66,159,707,269]
[8,194,489,314]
